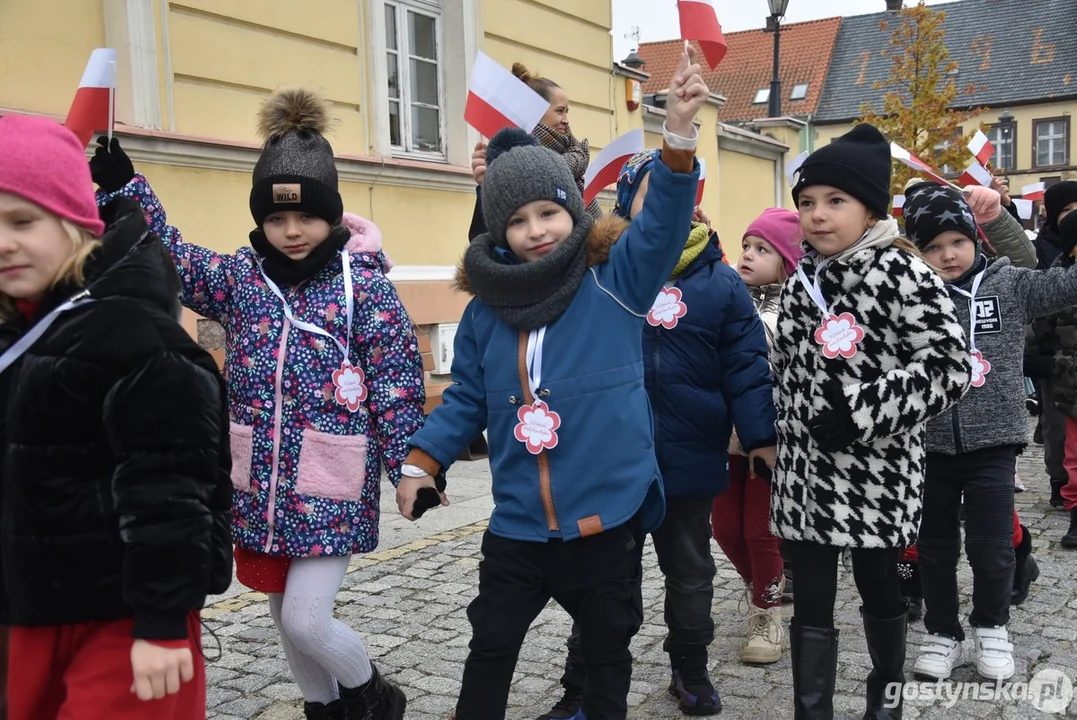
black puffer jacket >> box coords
[0,198,232,639]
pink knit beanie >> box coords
[0,114,105,236]
[743,207,803,276]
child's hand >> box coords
[693,206,712,229]
[990,175,1013,207]
[89,136,135,193]
[965,186,1002,223]
[665,45,709,138]
[130,640,194,701]
[471,142,488,185]
[748,446,776,479]
[397,474,448,521]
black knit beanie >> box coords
[903,182,978,249]
[1044,181,1077,233]
[1058,210,1077,257]
[792,123,892,218]
[249,88,343,227]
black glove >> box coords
[752,456,772,481]
[411,472,448,519]
[89,136,135,192]
[809,382,860,452]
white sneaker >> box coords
[742,605,785,664]
[913,633,963,680]
[1014,472,1027,493]
[974,626,1015,680]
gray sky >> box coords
[613,0,954,61]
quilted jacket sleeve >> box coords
[981,210,1036,269]
[406,303,488,475]
[353,271,427,487]
[102,319,227,640]
[841,255,971,443]
[720,275,777,452]
[98,174,238,323]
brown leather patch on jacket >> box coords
[577,515,604,537]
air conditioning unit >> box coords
[433,323,458,375]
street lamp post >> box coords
[767,0,790,118]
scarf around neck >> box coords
[464,214,594,331]
[249,225,350,286]
[813,217,901,267]
[670,223,711,279]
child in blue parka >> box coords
[536,149,776,719]
[396,48,710,720]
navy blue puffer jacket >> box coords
[642,237,776,498]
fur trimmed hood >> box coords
[454,214,628,295]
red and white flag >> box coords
[892,195,905,219]
[890,142,951,186]
[464,51,550,139]
[958,161,993,188]
[582,129,645,205]
[968,130,995,167]
[1021,182,1046,202]
[696,158,707,206]
[677,0,727,69]
[1013,198,1034,220]
[64,48,116,148]
[785,150,809,187]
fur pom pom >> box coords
[485,127,538,165]
[257,88,331,140]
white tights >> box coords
[267,555,373,704]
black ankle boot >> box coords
[1050,481,1065,509]
[337,664,406,720]
[790,621,838,720]
[1063,509,1077,549]
[897,561,921,622]
[1012,525,1039,605]
[304,701,337,720]
[862,608,907,719]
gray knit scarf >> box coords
[463,215,593,331]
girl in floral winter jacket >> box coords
[92,89,425,720]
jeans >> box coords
[561,497,716,691]
[919,445,1018,640]
[783,541,903,628]
[455,520,645,720]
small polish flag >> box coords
[696,158,707,206]
[582,129,645,205]
[464,51,550,139]
[892,195,905,219]
[1021,182,1046,202]
[785,150,809,186]
[677,0,727,69]
[890,142,951,186]
[958,161,993,188]
[968,130,995,167]
[64,48,117,148]
[1013,198,1034,220]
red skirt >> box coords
[234,547,291,593]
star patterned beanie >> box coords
[903,182,978,250]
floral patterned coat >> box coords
[99,177,426,557]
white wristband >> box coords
[663,122,699,151]
[401,463,430,478]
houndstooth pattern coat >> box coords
[769,238,971,549]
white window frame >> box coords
[384,0,447,161]
[789,83,808,101]
[986,122,1016,172]
[752,88,769,105]
[1035,119,1068,168]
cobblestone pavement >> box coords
[204,445,1077,719]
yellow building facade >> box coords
[1,0,790,402]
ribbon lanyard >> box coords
[948,261,987,353]
[796,259,831,319]
[525,326,547,399]
[258,251,353,359]
[0,293,96,376]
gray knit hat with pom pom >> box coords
[250,88,343,226]
[481,128,585,247]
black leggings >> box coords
[784,540,904,628]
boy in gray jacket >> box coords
[903,182,1077,683]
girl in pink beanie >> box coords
[0,114,232,720]
[711,206,802,666]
